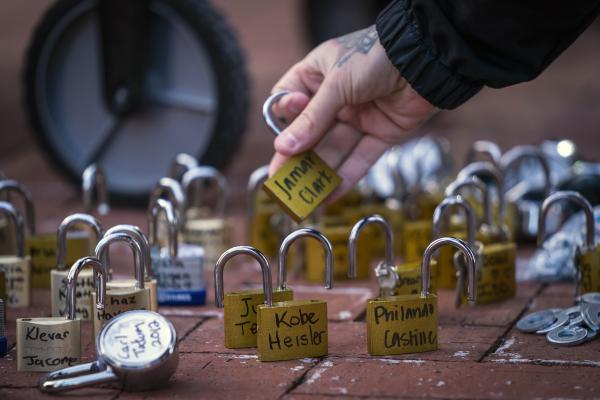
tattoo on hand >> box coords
[335,25,378,67]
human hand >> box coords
[268,25,436,201]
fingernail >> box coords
[276,133,297,151]
[288,101,302,114]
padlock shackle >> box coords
[214,246,272,307]
[445,176,492,227]
[0,180,35,235]
[169,153,198,181]
[56,213,104,270]
[464,140,502,168]
[278,228,333,290]
[538,191,595,248]
[263,91,289,136]
[105,225,153,280]
[457,161,505,220]
[147,199,179,259]
[67,256,106,320]
[500,145,552,197]
[0,201,24,257]
[348,215,395,279]
[182,166,227,217]
[82,164,110,216]
[95,232,145,289]
[39,361,118,393]
[432,196,477,246]
[148,178,185,228]
[246,165,270,239]
[421,237,477,304]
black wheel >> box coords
[24,0,249,205]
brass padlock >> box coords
[181,166,230,269]
[247,165,283,258]
[82,164,110,216]
[0,180,90,288]
[432,195,478,290]
[500,145,552,241]
[365,237,477,356]
[0,202,31,307]
[261,91,342,223]
[150,198,206,306]
[349,214,437,296]
[257,227,333,361]
[539,191,599,296]
[17,256,106,372]
[92,232,151,336]
[51,214,103,319]
[214,246,293,349]
[306,215,370,281]
[104,225,158,312]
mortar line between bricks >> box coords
[279,358,324,399]
[177,317,211,344]
[293,391,484,400]
[476,283,547,363]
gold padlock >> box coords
[365,237,477,356]
[261,91,342,223]
[257,227,333,361]
[214,246,293,349]
[432,195,477,290]
[104,225,158,312]
[92,232,151,336]
[17,256,105,371]
[150,198,206,306]
[305,214,370,280]
[82,164,110,216]
[51,214,103,319]
[0,180,90,288]
[539,191,599,296]
[0,202,31,307]
[349,214,437,296]
[247,165,283,258]
[181,166,230,269]
[500,145,552,241]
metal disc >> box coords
[536,310,569,334]
[546,325,588,346]
[516,310,556,333]
[581,302,600,332]
[581,292,600,305]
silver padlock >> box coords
[82,164,110,216]
[445,175,492,230]
[169,153,198,181]
[51,213,104,319]
[464,140,502,168]
[0,201,31,307]
[148,177,186,228]
[149,198,205,306]
[39,310,178,393]
[105,224,158,312]
[182,166,229,268]
[93,232,151,336]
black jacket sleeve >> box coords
[376,0,600,109]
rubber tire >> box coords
[23,0,250,206]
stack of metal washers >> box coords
[516,292,600,346]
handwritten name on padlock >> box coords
[51,272,95,319]
[17,320,81,371]
[474,242,516,304]
[0,258,31,307]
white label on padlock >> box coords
[0,256,31,307]
[51,269,95,319]
[154,244,206,305]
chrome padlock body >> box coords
[17,257,105,372]
[93,233,151,337]
[540,191,599,296]
[105,225,158,312]
[182,166,230,269]
[149,198,206,306]
[349,214,437,298]
[0,202,31,308]
[257,228,334,361]
[39,310,178,393]
[365,237,477,356]
[51,214,103,319]
[215,246,293,349]
[261,91,342,223]
[306,216,370,281]
[247,165,282,258]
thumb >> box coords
[274,79,344,156]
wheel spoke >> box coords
[145,90,217,114]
